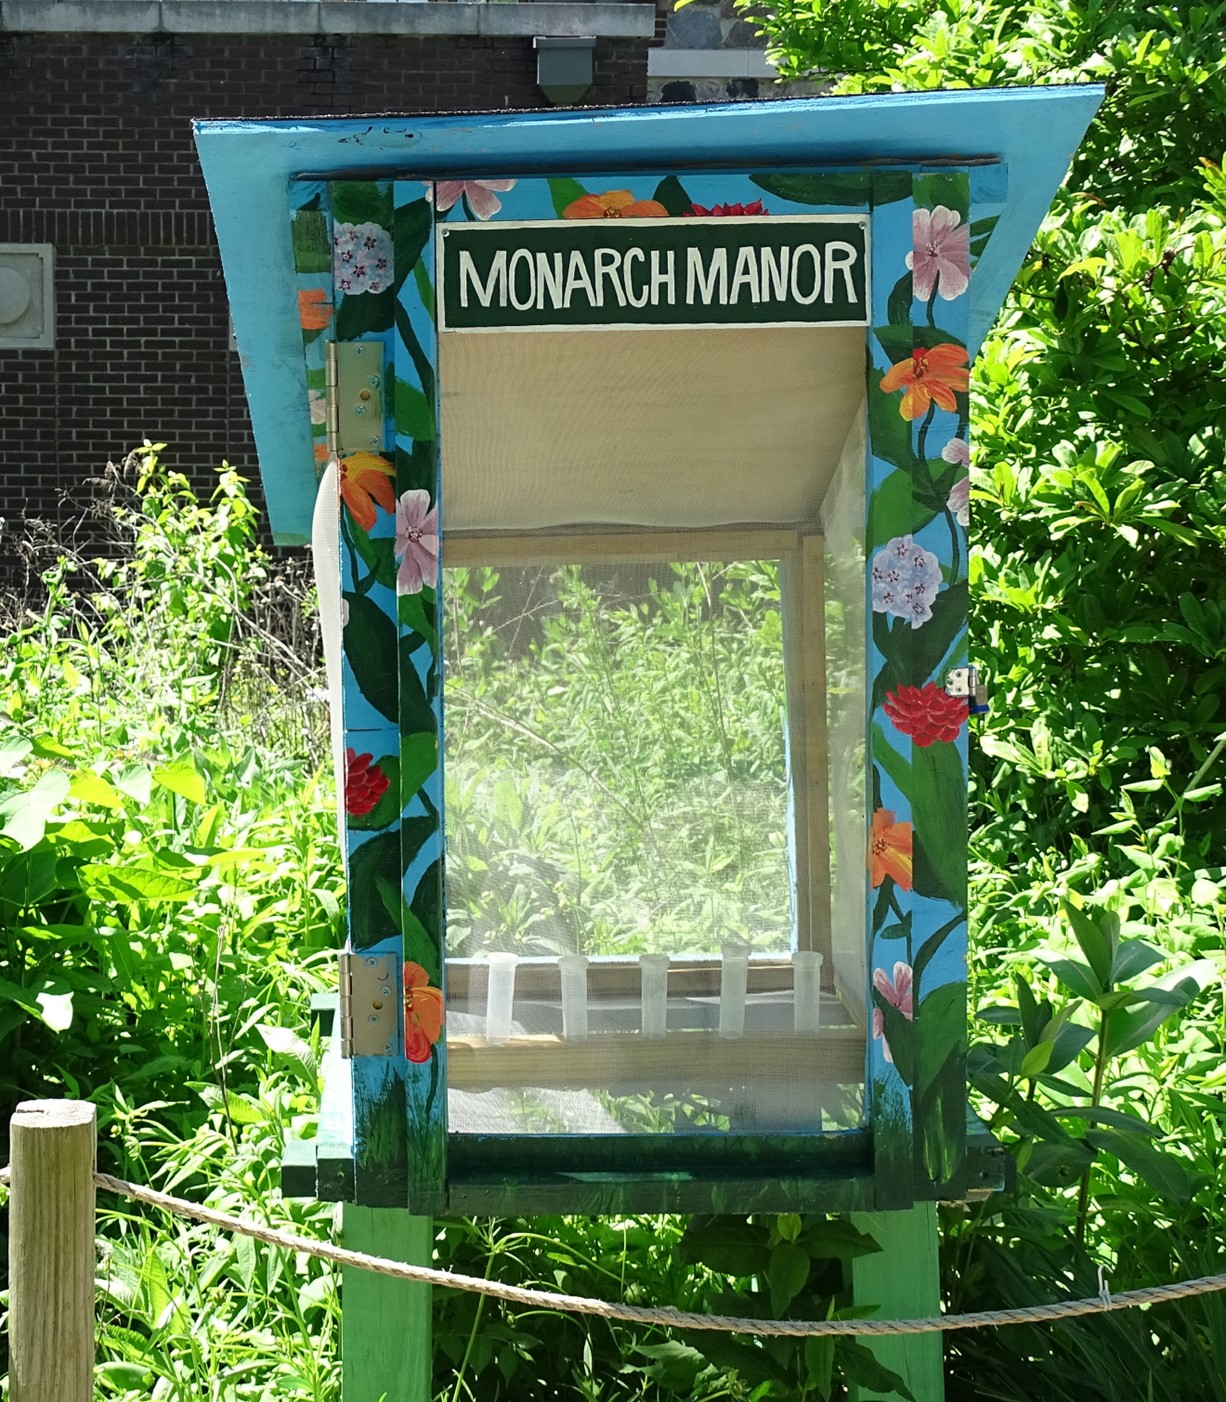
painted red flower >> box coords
[404,962,445,1062]
[883,683,966,746]
[686,200,769,217]
[345,749,390,817]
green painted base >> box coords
[341,1207,432,1402]
[849,1203,943,1402]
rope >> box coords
[75,1170,1226,1338]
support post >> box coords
[849,1202,943,1402]
[342,1206,432,1402]
[8,1098,97,1402]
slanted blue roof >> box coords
[195,88,1103,545]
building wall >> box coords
[0,26,650,555]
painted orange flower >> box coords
[879,344,969,420]
[298,287,332,331]
[340,451,395,531]
[404,962,445,1063]
[869,807,913,890]
[563,189,669,220]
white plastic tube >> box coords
[485,953,519,1045]
[640,953,670,1040]
[793,950,825,1035]
[719,942,750,1039]
[558,954,590,1042]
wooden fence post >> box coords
[8,1099,97,1402]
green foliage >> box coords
[737,0,1226,1393]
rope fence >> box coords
[83,1168,1226,1339]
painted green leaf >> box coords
[750,172,874,207]
[396,440,435,498]
[401,732,438,800]
[331,181,392,230]
[291,209,331,274]
[969,214,999,260]
[871,725,911,797]
[873,995,914,1085]
[413,260,435,323]
[393,197,432,293]
[399,639,437,734]
[912,912,964,988]
[913,171,969,220]
[346,753,401,832]
[914,980,965,1100]
[410,857,443,950]
[398,590,437,653]
[548,177,587,218]
[875,321,967,365]
[393,374,435,444]
[868,467,932,549]
[343,591,399,722]
[910,739,966,905]
[886,271,913,326]
[871,581,968,711]
[347,829,403,948]
[349,526,397,593]
[652,175,693,217]
[867,385,920,477]
[394,301,436,409]
[336,290,393,340]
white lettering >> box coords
[650,248,676,306]
[458,248,507,309]
[594,247,627,308]
[790,244,822,306]
[622,247,649,309]
[508,248,536,312]
[825,240,859,304]
[687,246,728,304]
[759,246,789,303]
[729,245,761,304]
[536,251,564,311]
[563,248,598,309]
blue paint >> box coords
[195,88,1102,544]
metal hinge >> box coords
[324,341,386,457]
[338,951,399,1059]
[945,666,989,715]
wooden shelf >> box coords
[447,1028,865,1094]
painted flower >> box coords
[686,200,769,217]
[879,344,970,421]
[404,962,445,1063]
[941,437,970,467]
[308,388,327,426]
[395,488,439,596]
[947,475,970,528]
[298,287,332,330]
[871,961,914,1064]
[333,221,392,296]
[345,749,390,816]
[869,808,913,891]
[884,683,966,746]
[907,205,970,302]
[563,189,669,220]
[340,452,396,531]
[429,179,517,220]
[871,534,943,629]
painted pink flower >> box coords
[947,476,970,528]
[907,206,970,302]
[395,489,439,596]
[429,179,517,221]
[871,961,914,1064]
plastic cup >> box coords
[793,949,825,1035]
[719,942,750,1039]
[484,952,519,1045]
[558,954,590,1042]
[640,953,671,1039]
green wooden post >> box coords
[342,1207,432,1402]
[848,1203,943,1402]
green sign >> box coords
[438,217,869,332]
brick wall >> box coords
[0,30,649,562]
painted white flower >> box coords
[871,534,943,629]
[332,221,392,296]
[428,179,517,220]
[941,437,970,467]
[947,477,970,528]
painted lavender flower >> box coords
[871,534,943,629]
[947,476,970,527]
[395,488,439,596]
[907,205,970,302]
[333,221,392,296]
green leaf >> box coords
[767,1241,811,1314]
[750,172,871,207]
[331,181,392,230]
[871,581,968,712]
[869,467,934,547]
[153,758,207,807]
[631,1341,706,1392]
[1040,956,1104,1002]
[1110,938,1164,984]
[1086,1127,1198,1204]
[69,771,125,810]
[336,290,394,340]
[678,1217,771,1277]
[0,769,70,850]
[344,591,399,723]
[392,375,435,444]
[291,208,332,274]
[548,178,586,218]
[346,829,405,949]
[837,1339,916,1402]
[652,175,694,217]
[1102,982,1198,1057]
[401,732,438,800]
[1061,900,1115,988]
[913,171,969,220]
[0,846,60,906]
[910,740,966,905]
[399,640,438,735]
[887,271,913,326]
[393,197,432,292]
[804,1336,836,1400]
[397,589,437,652]
[796,1218,881,1261]
[79,862,200,905]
